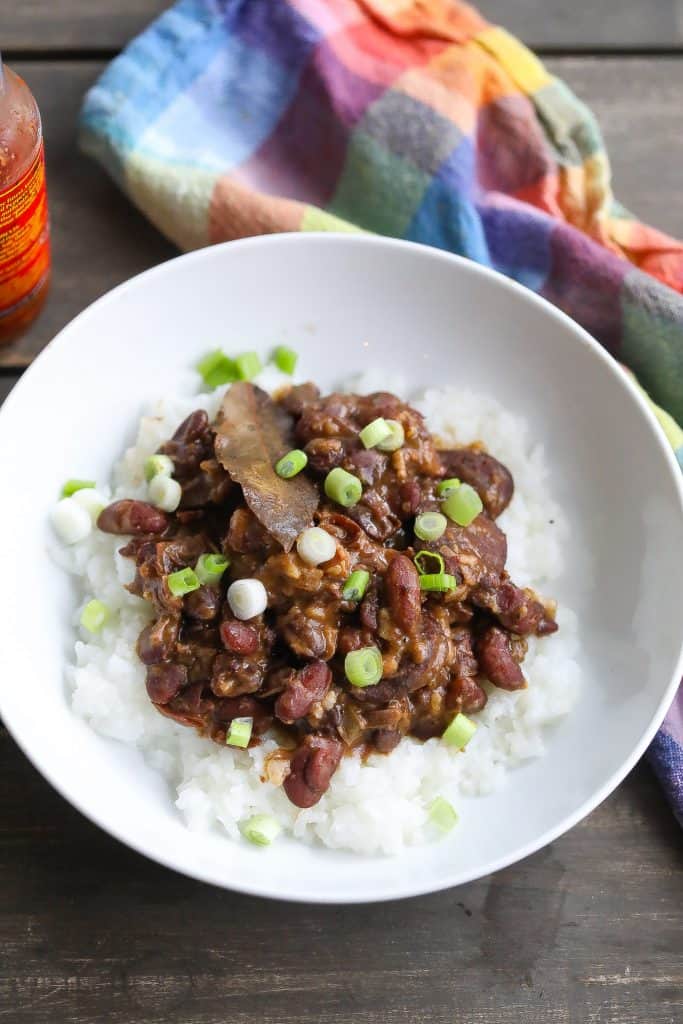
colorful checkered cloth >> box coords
[80,0,683,823]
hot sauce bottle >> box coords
[0,59,50,345]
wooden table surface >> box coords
[1,3,681,1022]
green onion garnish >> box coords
[61,479,96,497]
[167,567,201,597]
[414,511,447,541]
[324,467,362,508]
[240,814,282,846]
[441,483,483,527]
[342,569,370,602]
[442,712,477,749]
[359,417,391,450]
[225,716,253,749]
[197,349,238,389]
[144,454,174,482]
[419,572,458,592]
[235,351,262,381]
[195,553,230,586]
[273,345,298,375]
[80,599,109,633]
[275,449,308,479]
[344,646,383,687]
[376,419,405,452]
[436,477,461,498]
[414,550,445,576]
[429,796,458,833]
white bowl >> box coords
[1,234,682,903]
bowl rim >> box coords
[1,231,682,903]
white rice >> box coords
[56,370,579,856]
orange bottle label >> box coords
[0,143,50,317]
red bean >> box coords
[385,554,421,633]
[283,735,343,808]
[274,661,332,724]
[146,663,187,704]
[97,500,169,536]
[185,585,221,622]
[137,614,179,665]
[477,627,526,690]
[220,620,259,655]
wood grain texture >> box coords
[0,373,19,403]
[0,26,682,1023]
[3,57,683,369]
[0,715,680,1024]
[0,0,170,51]
[2,0,683,51]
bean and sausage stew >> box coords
[97,382,558,809]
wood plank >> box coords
[0,374,20,404]
[546,56,683,236]
[3,56,683,370]
[481,0,683,50]
[2,0,683,52]
[0,718,680,1024]
[1,0,170,51]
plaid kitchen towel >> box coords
[79,0,683,823]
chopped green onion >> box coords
[359,417,391,450]
[61,479,95,497]
[436,477,461,498]
[376,419,404,452]
[414,511,447,541]
[72,488,106,522]
[414,550,445,576]
[52,497,92,544]
[344,646,383,688]
[195,553,230,586]
[80,599,109,633]
[324,467,362,508]
[226,716,253,749]
[197,349,237,389]
[342,569,370,602]
[148,475,182,513]
[227,578,268,620]
[273,345,298,375]
[419,572,458,592]
[429,796,458,833]
[297,526,336,567]
[441,483,483,527]
[275,449,308,479]
[235,351,262,381]
[167,567,201,598]
[144,454,174,482]
[442,712,477,749]
[240,814,282,846]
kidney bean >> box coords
[373,728,402,753]
[477,582,557,637]
[283,735,343,808]
[137,614,179,664]
[477,626,526,690]
[385,554,421,633]
[440,448,514,519]
[274,661,332,724]
[220,620,259,655]
[97,500,169,536]
[146,663,187,704]
[446,675,488,713]
[171,409,210,444]
[185,585,221,623]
